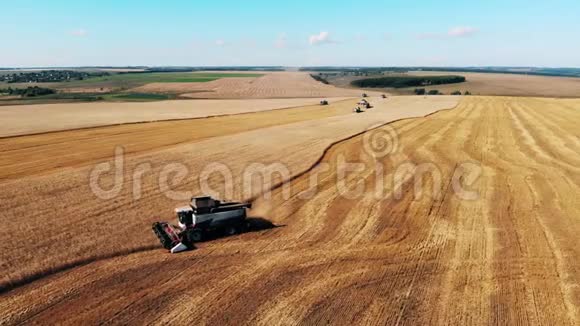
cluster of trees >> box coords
[351,75,466,88]
[0,86,56,97]
[451,90,471,95]
[0,70,109,83]
[310,74,329,84]
[414,89,441,95]
[414,89,472,96]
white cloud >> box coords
[448,26,478,37]
[215,39,225,46]
[274,33,287,49]
[309,31,335,45]
[70,29,87,37]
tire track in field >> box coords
[522,99,580,152]
[0,245,158,294]
[524,176,578,324]
[507,104,580,173]
[511,100,580,165]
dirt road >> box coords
[1,96,579,325]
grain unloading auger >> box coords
[152,196,252,253]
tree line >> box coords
[1,70,109,83]
[310,74,329,84]
[0,86,56,97]
[413,88,471,96]
[351,75,466,88]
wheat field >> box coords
[1,96,579,325]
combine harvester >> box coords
[354,98,373,112]
[152,196,252,253]
[358,98,373,108]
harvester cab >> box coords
[152,196,252,253]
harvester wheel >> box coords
[225,226,238,236]
[241,221,250,232]
[187,229,203,243]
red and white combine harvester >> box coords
[152,196,252,253]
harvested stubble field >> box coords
[134,72,378,99]
[1,96,579,325]
[0,98,361,180]
[0,97,352,137]
[405,71,580,97]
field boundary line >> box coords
[248,100,463,203]
[0,245,159,295]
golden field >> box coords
[1,95,579,325]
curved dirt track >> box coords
[1,97,580,325]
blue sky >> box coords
[1,0,579,67]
